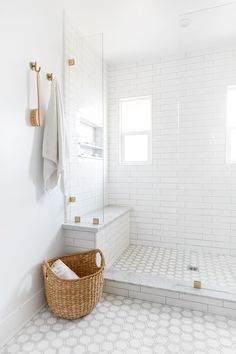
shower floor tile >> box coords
[112,245,236,290]
[1,293,236,354]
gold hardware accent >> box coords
[68,58,75,66]
[47,73,53,81]
[30,109,40,127]
[194,280,201,289]
[74,216,81,223]
[30,62,36,70]
[30,61,41,126]
[30,61,41,72]
[93,218,99,225]
[69,196,76,203]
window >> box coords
[226,86,236,163]
[120,96,152,164]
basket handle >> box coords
[42,261,49,280]
[96,249,105,268]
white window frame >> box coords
[119,96,152,165]
[226,86,236,164]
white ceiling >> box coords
[68,0,236,65]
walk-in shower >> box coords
[63,3,236,314]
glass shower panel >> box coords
[64,17,104,225]
[178,2,236,293]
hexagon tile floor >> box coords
[113,245,236,290]
[1,293,236,354]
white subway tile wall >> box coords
[108,48,236,255]
[96,213,130,266]
[64,211,130,267]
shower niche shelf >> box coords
[78,118,103,159]
[80,142,103,150]
[78,154,103,160]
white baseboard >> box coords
[0,288,45,349]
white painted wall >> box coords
[0,0,66,346]
[108,47,236,256]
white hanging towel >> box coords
[43,79,66,192]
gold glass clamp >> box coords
[193,280,201,289]
[74,216,81,223]
[69,196,76,203]
[68,58,76,66]
[93,218,100,225]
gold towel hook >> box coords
[30,61,41,73]
[46,73,53,81]
[29,61,41,126]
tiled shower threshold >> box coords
[104,245,236,318]
[105,268,236,301]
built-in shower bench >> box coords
[62,205,130,267]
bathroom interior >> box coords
[1,0,236,353]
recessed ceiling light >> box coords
[179,18,191,28]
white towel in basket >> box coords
[50,259,79,280]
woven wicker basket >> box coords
[42,249,105,320]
